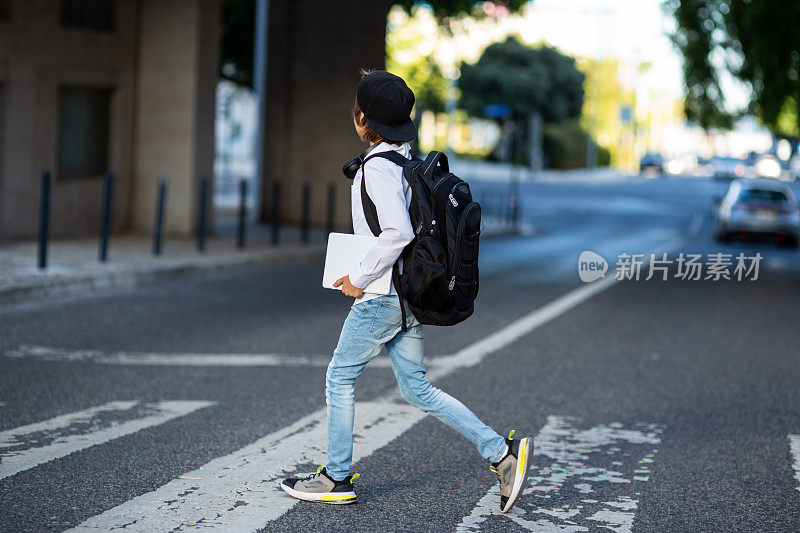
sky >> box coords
[389,0,755,139]
[397,0,749,110]
[513,0,684,99]
[393,0,688,102]
[511,0,751,111]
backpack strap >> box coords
[360,167,382,238]
[360,150,412,332]
[359,150,410,237]
[366,150,410,167]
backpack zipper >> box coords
[449,208,468,290]
[449,202,478,291]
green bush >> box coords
[597,144,611,166]
[543,119,609,169]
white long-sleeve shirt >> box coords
[348,141,414,305]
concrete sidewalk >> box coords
[0,222,327,306]
[0,215,523,306]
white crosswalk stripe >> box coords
[67,276,619,531]
[0,400,214,480]
[789,435,800,492]
[457,416,664,532]
[69,400,424,532]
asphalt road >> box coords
[1,174,799,532]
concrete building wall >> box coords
[132,0,219,236]
[0,0,394,240]
[0,0,219,240]
[0,0,138,239]
[261,0,395,231]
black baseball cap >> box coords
[356,71,417,142]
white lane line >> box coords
[457,416,664,532]
[4,345,399,368]
[5,345,331,367]
[790,435,800,492]
[429,276,617,379]
[0,400,214,480]
[70,275,625,531]
[69,400,425,532]
[7,269,624,372]
[105,353,334,367]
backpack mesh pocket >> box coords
[402,236,450,311]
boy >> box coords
[280,70,531,513]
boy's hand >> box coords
[334,276,364,298]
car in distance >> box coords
[711,156,747,180]
[715,179,800,248]
[790,153,800,181]
[640,152,664,175]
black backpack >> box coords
[360,150,481,331]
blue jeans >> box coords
[325,295,506,481]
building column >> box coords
[132,0,219,236]
[259,0,394,230]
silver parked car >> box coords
[715,179,800,248]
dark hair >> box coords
[352,68,403,145]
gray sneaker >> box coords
[490,430,532,513]
[280,466,359,504]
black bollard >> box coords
[326,183,336,237]
[37,170,51,269]
[99,171,114,262]
[197,177,209,252]
[301,182,311,243]
[271,181,281,245]
[153,176,168,256]
[237,178,247,249]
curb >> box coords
[0,245,326,307]
[0,225,531,307]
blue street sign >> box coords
[620,105,632,124]
[483,104,511,119]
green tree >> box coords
[579,57,637,166]
[395,0,527,21]
[457,37,584,163]
[666,0,800,136]
[458,37,584,123]
[386,7,447,113]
